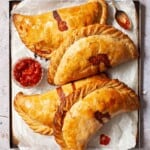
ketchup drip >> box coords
[100,134,111,145]
[53,10,68,31]
[94,111,110,124]
[89,54,111,68]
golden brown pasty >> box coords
[12,0,107,58]
[14,74,109,135]
[48,24,138,85]
[53,79,139,150]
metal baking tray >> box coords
[9,0,143,149]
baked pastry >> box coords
[14,74,109,135]
[53,79,139,150]
[14,75,139,148]
[48,24,138,85]
[12,0,107,58]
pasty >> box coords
[53,79,139,150]
[14,74,109,135]
[48,24,138,85]
[12,0,107,58]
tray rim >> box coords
[8,0,143,149]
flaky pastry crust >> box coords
[53,79,139,150]
[48,24,138,85]
[13,0,107,58]
[14,74,109,135]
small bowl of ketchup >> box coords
[13,57,43,88]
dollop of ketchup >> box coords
[13,58,42,87]
[116,12,132,30]
[100,134,111,145]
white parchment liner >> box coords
[11,0,139,149]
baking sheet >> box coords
[9,0,141,149]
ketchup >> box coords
[13,58,42,87]
[100,134,111,145]
[116,12,132,30]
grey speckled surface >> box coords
[0,0,149,149]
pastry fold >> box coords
[48,24,138,85]
[14,74,109,135]
[12,0,107,58]
[53,79,139,150]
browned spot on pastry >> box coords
[56,86,65,101]
[89,54,111,68]
[19,25,23,30]
[94,111,110,124]
[53,10,68,31]
[71,82,76,91]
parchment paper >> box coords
[11,0,139,149]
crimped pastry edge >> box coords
[12,0,108,59]
[48,24,138,85]
[53,78,139,149]
[14,92,53,135]
[13,74,108,136]
[88,0,108,24]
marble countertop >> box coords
[0,0,149,149]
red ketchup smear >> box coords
[116,13,131,30]
[100,134,111,145]
[13,58,42,87]
[53,10,68,31]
